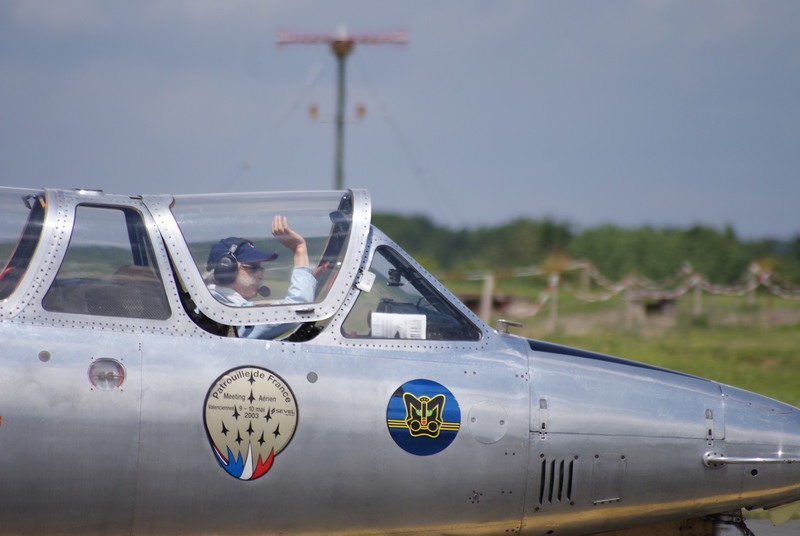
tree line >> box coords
[372,213,800,284]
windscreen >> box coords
[0,188,46,300]
[342,246,481,341]
[170,191,352,307]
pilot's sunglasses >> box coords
[240,264,264,273]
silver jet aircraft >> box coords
[0,187,798,536]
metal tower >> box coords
[276,27,408,189]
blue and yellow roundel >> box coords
[386,379,460,456]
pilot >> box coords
[206,215,316,339]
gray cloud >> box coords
[1,1,798,238]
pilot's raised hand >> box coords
[272,215,310,268]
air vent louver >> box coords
[538,457,575,505]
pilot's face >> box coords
[233,263,264,299]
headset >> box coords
[213,239,250,285]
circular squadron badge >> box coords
[204,366,298,481]
[386,379,461,456]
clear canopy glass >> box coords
[170,191,352,307]
[0,188,46,300]
[342,246,481,341]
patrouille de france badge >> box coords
[387,379,460,456]
[204,366,297,481]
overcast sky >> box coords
[1,1,799,239]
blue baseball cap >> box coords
[206,237,277,271]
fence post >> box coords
[693,283,702,317]
[480,272,494,324]
[623,287,634,330]
[548,280,558,332]
[579,266,589,298]
[765,292,774,328]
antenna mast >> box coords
[276,27,408,190]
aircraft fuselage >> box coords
[0,187,798,535]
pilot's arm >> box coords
[269,214,316,304]
[237,217,317,339]
[272,215,310,269]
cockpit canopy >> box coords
[141,189,368,327]
[0,188,45,300]
[0,187,482,342]
[169,191,353,307]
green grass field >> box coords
[442,276,800,408]
[538,325,800,408]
